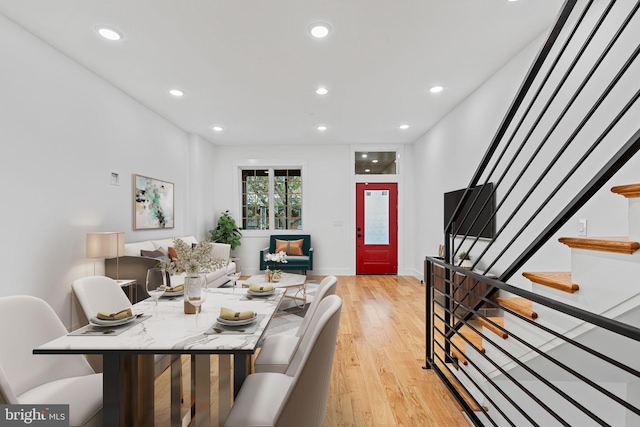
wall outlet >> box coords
[578,218,587,236]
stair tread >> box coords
[558,236,640,255]
[441,364,486,412]
[522,271,579,293]
[477,317,508,339]
[450,326,484,365]
[611,183,640,198]
[496,297,538,319]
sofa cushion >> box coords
[178,236,198,247]
[275,239,304,256]
[281,255,309,267]
[211,243,231,261]
[151,238,177,253]
[140,249,168,260]
[124,241,156,257]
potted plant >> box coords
[209,210,242,250]
[458,252,473,270]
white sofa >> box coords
[105,235,235,302]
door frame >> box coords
[349,145,406,276]
[356,182,398,274]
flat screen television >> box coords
[444,183,496,239]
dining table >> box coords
[34,286,285,427]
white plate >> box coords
[247,289,275,297]
[162,290,184,297]
[216,315,257,326]
[89,315,135,327]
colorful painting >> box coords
[134,174,174,229]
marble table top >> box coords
[35,287,285,355]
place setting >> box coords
[160,283,184,300]
[204,307,263,335]
[68,307,149,336]
[241,283,278,301]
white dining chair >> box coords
[225,295,342,427]
[0,295,103,427]
[72,275,173,376]
[253,275,338,374]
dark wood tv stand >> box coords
[426,261,498,319]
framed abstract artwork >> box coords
[134,174,175,229]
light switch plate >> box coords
[111,172,120,186]
[578,218,587,236]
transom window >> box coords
[241,168,302,231]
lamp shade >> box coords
[86,232,125,258]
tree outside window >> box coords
[241,168,302,230]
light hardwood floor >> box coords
[153,275,470,426]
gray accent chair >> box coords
[253,275,338,373]
[0,295,103,426]
[72,275,174,377]
[225,295,342,427]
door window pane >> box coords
[364,190,389,244]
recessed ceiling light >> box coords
[399,124,410,130]
[365,169,371,173]
[362,153,368,158]
[169,89,184,97]
[316,87,328,95]
[429,85,444,93]
[212,126,223,132]
[309,23,331,38]
[372,159,379,163]
[96,26,122,41]
[317,125,328,131]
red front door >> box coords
[356,182,398,274]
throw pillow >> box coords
[141,249,168,260]
[275,239,288,254]
[275,239,304,256]
[288,239,304,255]
[168,246,179,261]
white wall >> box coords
[0,15,205,329]
[412,12,640,286]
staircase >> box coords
[445,184,640,426]
[425,1,640,424]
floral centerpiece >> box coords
[157,238,228,276]
[264,251,288,282]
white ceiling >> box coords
[0,0,563,146]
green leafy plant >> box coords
[458,251,471,260]
[209,210,243,250]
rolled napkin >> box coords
[97,307,133,321]
[248,283,274,293]
[161,284,184,292]
[220,307,255,321]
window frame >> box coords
[233,160,307,236]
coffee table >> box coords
[242,272,307,314]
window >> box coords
[355,151,397,174]
[241,168,302,231]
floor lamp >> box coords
[86,231,125,278]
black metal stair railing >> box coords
[426,261,640,426]
[425,0,640,425]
